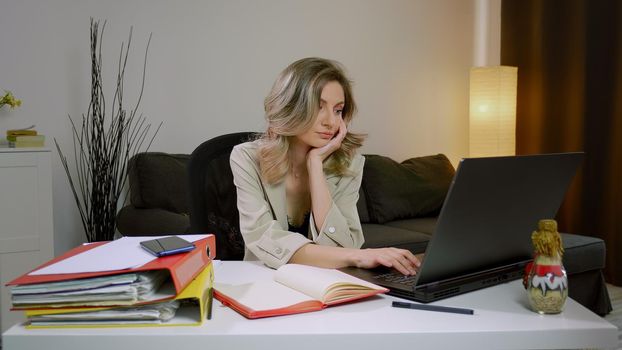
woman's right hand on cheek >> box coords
[307,119,347,163]
[350,247,421,276]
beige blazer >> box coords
[230,140,365,269]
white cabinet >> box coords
[0,148,54,334]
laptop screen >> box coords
[414,152,584,285]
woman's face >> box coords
[295,80,345,148]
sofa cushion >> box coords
[561,233,606,274]
[117,206,191,235]
[129,153,190,214]
[356,187,370,223]
[361,223,431,253]
[384,217,438,235]
[361,154,455,224]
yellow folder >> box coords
[23,263,213,328]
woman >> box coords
[230,57,420,275]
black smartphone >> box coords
[140,236,196,257]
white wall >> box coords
[473,0,501,66]
[0,0,497,255]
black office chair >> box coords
[187,132,258,260]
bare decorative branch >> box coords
[55,18,161,242]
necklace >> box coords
[289,165,306,180]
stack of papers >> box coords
[11,271,168,307]
[27,300,181,326]
[7,235,216,328]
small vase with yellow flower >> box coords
[524,219,568,314]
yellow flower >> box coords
[0,91,22,109]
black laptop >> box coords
[341,152,584,303]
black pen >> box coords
[392,301,474,315]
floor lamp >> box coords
[469,66,518,157]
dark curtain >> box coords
[501,0,622,285]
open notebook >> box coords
[215,263,387,319]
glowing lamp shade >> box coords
[469,66,518,157]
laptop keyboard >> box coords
[373,271,418,286]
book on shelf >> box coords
[6,128,37,137]
[214,263,388,319]
[7,234,215,310]
[22,263,214,328]
[5,127,44,147]
[8,135,45,148]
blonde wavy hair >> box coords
[258,57,365,184]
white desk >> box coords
[3,261,617,350]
